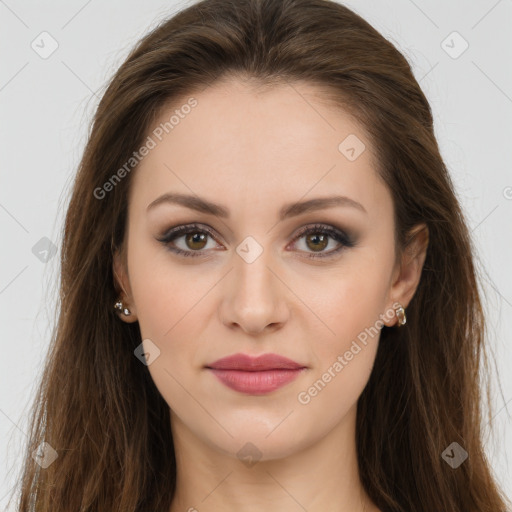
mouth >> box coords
[205,352,307,395]
[206,368,307,395]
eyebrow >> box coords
[146,192,367,219]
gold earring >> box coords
[395,304,406,327]
[114,299,131,316]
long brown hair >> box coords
[12,0,509,510]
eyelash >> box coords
[157,223,356,260]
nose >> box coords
[219,246,289,336]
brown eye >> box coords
[184,232,208,251]
[158,222,356,260]
[157,224,220,258]
[290,224,356,259]
[304,232,329,252]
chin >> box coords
[197,415,316,463]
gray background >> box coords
[1,0,511,508]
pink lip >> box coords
[205,353,307,395]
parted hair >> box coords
[14,1,508,511]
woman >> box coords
[13,0,509,511]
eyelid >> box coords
[157,223,223,252]
[157,222,356,259]
[287,223,355,257]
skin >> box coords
[113,77,428,512]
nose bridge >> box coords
[221,234,288,333]
[234,236,277,304]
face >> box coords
[114,78,423,462]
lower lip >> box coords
[207,368,306,394]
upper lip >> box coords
[206,353,306,371]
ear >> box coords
[113,246,138,323]
[383,223,429,327]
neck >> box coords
[168,403,379,512]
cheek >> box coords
[127,234,201,332]
[308,256,390,349]
[128,250,210,417]
[295,286,383,421]
[300,253,391,401]
[127,242,206,368]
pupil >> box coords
[308,233,327,252]
[187,232,207,249]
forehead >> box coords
[129,78,391,223]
